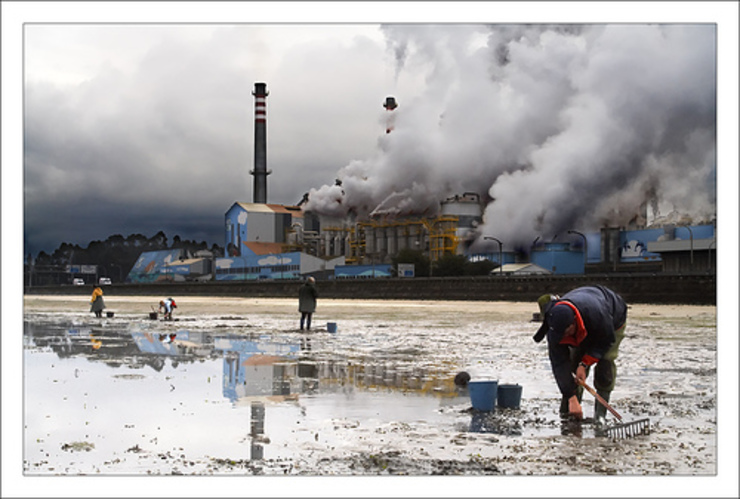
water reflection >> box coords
[216,336,299,403]
[250,401,266,460]
[24,320,462,402]
[24,319,476,472]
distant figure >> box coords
[298,277,318,331]
[158,297,177,321]
[90,285,106,318]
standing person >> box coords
[90,284,106,318]
[533,285,627,424]
[158,297,177,321]
[298,277,318,331]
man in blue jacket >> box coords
[534,285,627,423]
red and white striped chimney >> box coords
[383,96,398,134]
[251,82,271,204]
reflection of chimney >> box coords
[251,82,271,203]
[383,96,397,133]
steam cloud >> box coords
[303,24,716,249]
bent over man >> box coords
[533,285,627,423]
[158,297,177,321]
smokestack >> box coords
[383,96,398,133]
[251,82,271,204]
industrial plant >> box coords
[126,82,716,284]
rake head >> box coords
[597,418,651,439]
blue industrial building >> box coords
[468,223,715,275]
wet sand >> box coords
[13,294,735,497]
[22,293,716,322]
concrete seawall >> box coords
[25,273,716,305]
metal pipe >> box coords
[568,230,588,272]
[484,236,503,275]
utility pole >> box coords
[484,236,503,275]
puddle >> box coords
[21,302,718,477]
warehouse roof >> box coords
[232,202,304,218]
[494,263,552,275]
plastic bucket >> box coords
[497,384,523,409]
[106,311,115,318]
[149,312,158,320]
[326,322,337,333]
[468,380,498,411]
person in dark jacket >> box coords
[90,285,106,318]
[298,277,318,331]
[533,285,627,423]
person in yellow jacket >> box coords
[90,285,106,318]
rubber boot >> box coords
[594,389,610,426]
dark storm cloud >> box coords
[23,24,387,254]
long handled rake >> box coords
[574,374,650,438]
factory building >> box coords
[224,202,313,257]
[216,251,344,281]
[127,248,215,283]
[123,81,715,283]
[210,85,499,280]
[213,82,340,280]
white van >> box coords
[72,278,85,286]
[99,277,112,285]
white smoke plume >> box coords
[303,24,716,250]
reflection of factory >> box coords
[28,321,463,400]
[216,336,300,403]
[124,81,716,282]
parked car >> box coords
[72,278,85,286]
[99,277,112,285]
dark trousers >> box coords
[560,322,626,417]
[300,312,312,330]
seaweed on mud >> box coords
[61,441,95,452]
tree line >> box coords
[26,232,223,286]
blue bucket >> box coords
[326,322,337,333]
[497,384,523,409]
[468,380,498,411]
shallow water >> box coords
[21,302,718,478]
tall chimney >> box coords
[251,82,271,203]
[383,96,398,134]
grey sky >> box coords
[22,22,395,254]
[4,2,737,256]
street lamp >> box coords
[567,230,588,273]
[484,236,503,275]
[684,225,694,271]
